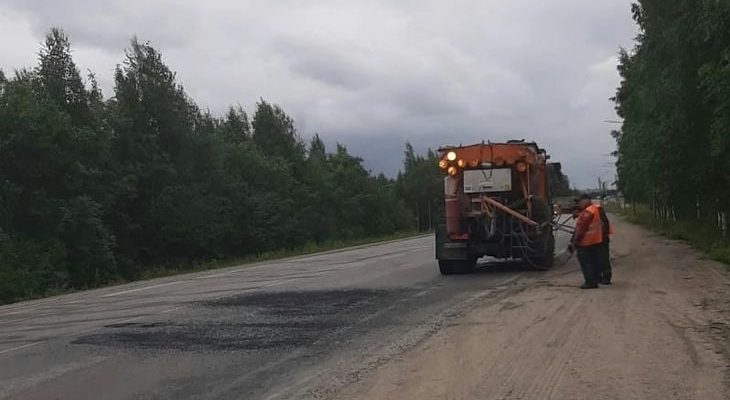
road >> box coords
[1,218,728,399]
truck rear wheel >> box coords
[528,255,553,270]
[459,258,477,274]
[439,260,456,275]
[527,231,555,270]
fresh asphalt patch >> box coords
[73,289,408,352]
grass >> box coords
[608,203,730,266]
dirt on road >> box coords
[339,216,730,400]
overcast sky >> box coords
[1,0,637,188]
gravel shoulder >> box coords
[338,216,730,400]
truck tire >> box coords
[528,231,555,270]
[439,260,456,275]
[458,258,478,274]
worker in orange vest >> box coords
[568,193,604,289]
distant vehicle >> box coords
[435,141,562,274]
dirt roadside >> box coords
[337,216,730,400]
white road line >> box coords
[260,278,299,288]
[0,342,40,355]
[194,271,234,279]
[1,310,28,316]
[101,281,180,298]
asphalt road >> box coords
[0,232,570,400]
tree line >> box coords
[613,1,729,225]
[0,28,442,303]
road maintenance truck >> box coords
[435,140,562,274]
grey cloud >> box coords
[273,39,373,90]
[3,0,197,50]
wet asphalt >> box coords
[0,233,569,399]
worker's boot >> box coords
[580,283,599,289]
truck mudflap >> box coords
[436,223,470,261]
[437,242,470,261]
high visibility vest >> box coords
[578,204,603,246]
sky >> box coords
[0,0,637,188]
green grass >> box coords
[609,203,730,265]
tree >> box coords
[613,0,730,218]
[220,105,250,145]
[549,163,571,197]
[252,99,305,164]
[110,37,199,269]
[38,27,91,126]
[396,143,443,231]
[0,29,117,295]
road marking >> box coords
[0,342,40,355]
[260,277,298,288]
[195,271,234,279]
[1,310,27,316]
[114,316,145,325]
[101,281,180,298]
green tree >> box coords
[219,105,250,145]
[614,0,730,217]
[0,28,117,297]
[397,143,442,231]
[37,28,91,126]
[110,37,197,270]
[252,99,305,164]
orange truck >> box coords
[435,140,561,274]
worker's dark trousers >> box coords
[576,244,601,287]
[598,241,612,283]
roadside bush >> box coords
[616,204,730,266]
